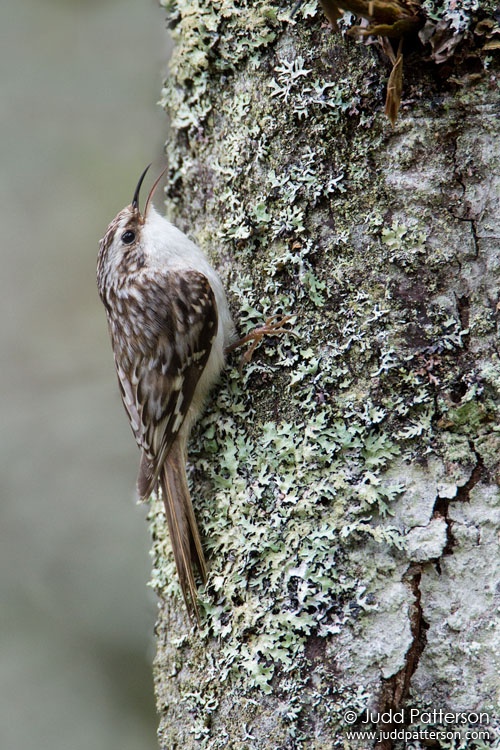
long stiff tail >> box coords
[159,440,207,623]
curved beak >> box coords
[131,163,152,212]
[144,163,169,217]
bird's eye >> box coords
[121,230,136,245]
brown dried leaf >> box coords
[427,18,465,63]
[384,48,404,126]
[318,0,344,26]
[483,39,500,50]
[474,19,497,37]
[319,0,424,38]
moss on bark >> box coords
[151,2,500,747]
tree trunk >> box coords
[151,2,500,747]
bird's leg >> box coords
[225,314,296,365]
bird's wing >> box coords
[112,268,218,498]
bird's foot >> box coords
[226,314,296,366]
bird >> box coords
[97,164,235,621]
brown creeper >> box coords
[97,165,235,621]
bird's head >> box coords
[97,164,167,295]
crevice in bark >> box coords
[457,441,486,501]
[432,496,456,562]
[450,214,481,258]
[374,565,428,750]
[432,442,485,574]
[455,293,471,347]
[470,218,480,258]
[373,447,485,748]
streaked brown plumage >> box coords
[97,166,234,621]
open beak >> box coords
[143,163,169,217]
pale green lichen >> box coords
[151,1,500,747]
[421,0,480,30]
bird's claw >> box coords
[226,314,296,366]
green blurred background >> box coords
[1,1,171,747]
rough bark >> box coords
[150,2,500,747]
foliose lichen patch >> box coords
[151,2,500,747]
